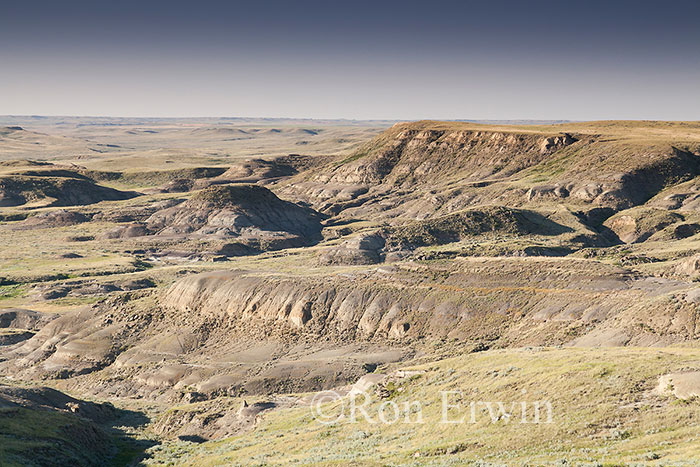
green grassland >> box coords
[142,347,700,466]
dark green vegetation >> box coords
[0,385,152,466]
[383,206,572,250]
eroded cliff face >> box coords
[320,128,574,185]
[6,257,700,402]
[282,122,700,222]
[159,263,700,347]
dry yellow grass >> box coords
[144,347,700,466]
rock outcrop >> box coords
[0,175,138,207]
[280,122,700,224]
[603,208,683,243]
[0,308,55,330]
[144,184,325,250]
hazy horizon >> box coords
[2,0,699,120]
[1,115,577,123]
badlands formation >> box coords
[1,117,700,464]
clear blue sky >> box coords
[2,0,699,120]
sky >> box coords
[1,0,699,120]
